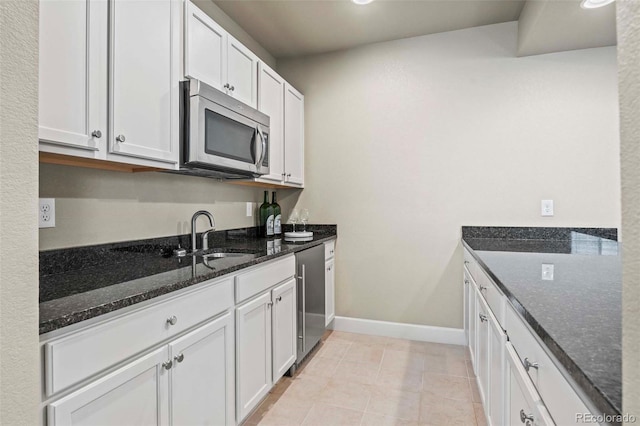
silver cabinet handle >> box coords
[162,360,173,370]
[520,409,534,424]
[115,135,126,143]
[464,279,470,285]
[287,173,291,177]
[91,130,102,138]
[523,358,539,372]
[267,301,273,308]
[479,285,487,291]
[223,83,230,90]
[166,315,177,326]
[230,85,235,91]
[479,313,488,323]
[174,353,184,363]
[276,296,282,302]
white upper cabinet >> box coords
[255,69,305,188]
[257,63,285,182]
[39,0,180,169]
[284,83,305,186]
[184,0,227,91]
[184,1,257,108]
[227,35,258,108]
[39,0,108,158]
[108,0,180,165]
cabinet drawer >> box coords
[506,342,555,426]
[235,255,295,303]
[324,240,336,260]
[44,277,234,397]
[475,269,505,328]
[505,304,592,425]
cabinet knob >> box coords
[519,409,534,424]
[464,279,470,285]
[166,315,178,326]
[91,130,102,139]
[230,85,235,91]
[116,134,126,143]
[479,285,487,292]
[287,173,291,177]
[267,301,273,308]
[523,357,539,372]
[464,260,469,265]
[162,360,173,370]
[174,353,184,363]
[479,313,488,323]
[223,83,230,90]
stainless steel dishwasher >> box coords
[295,244,326,365]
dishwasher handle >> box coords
[297,264,306,353]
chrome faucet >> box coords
[191,210,216,253]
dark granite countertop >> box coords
[462,227,621,419]
[40,225,337,335]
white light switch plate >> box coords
[541,199,554,217]
[39,198,56,228]
[246,202,253,217]
[541,263,554,280]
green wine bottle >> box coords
[259,191,272,237]
[272,192,282,236]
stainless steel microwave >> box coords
[178,79,269,179]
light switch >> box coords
[541,263,554,280]
[246,202,253,217]
[541,200,554,217]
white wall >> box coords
[0,1,40,424]
[618,0,640,418]
[278,22,621,328]
[39,164,301,250]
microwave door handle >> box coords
[255,127,266,168]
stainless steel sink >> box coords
[203,252,249,259]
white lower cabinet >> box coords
[506,343,555,426]
[169,313,235,426]
[475,290,490,407]
[236,292,273,421]
[487,306,506,426]
[272,279,297,381]
[48,347,169,426]
[236,276,297,422]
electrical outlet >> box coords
[541,199,554,217]
[246,202,253,217]
[39,198,56,228]
[541,263,554,281]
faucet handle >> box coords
[202,228,216,251]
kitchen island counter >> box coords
[462,226,621,419]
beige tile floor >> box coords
[243,331,486,426]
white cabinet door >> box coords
[271,278,297,382]
[109,0,179,166]
[227,35,258,108]
[257,63,285,183]
[505,343,555,426]
[184,0,227,92]
[284,83,305,186]
[325,258,335,326]
[487,309,506,426]
[39,0,107,156]
[476,290,489,406]
[169,312,235,426]
[236,292,272,422]
[47,347,169,426]
[468,279,477,366]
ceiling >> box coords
[213,0,616,60]
[214,0,526,59]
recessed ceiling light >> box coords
[580,0,614,9]
[352,0,374,5]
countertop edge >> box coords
[40,235,337,336]
[461,238,621,418]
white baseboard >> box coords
[330,316,466,346]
